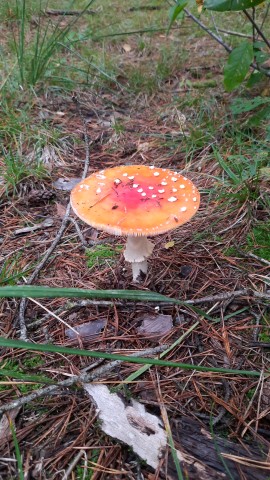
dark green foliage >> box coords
[224,42,254,91]
[204,0,265,12]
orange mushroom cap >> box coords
[70,165,200,236]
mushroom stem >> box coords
[124,236,154,282]
[130,260,148,282]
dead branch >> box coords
[0,345,169,415]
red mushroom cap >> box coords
[70,165,200,236]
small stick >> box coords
[186,289,270,305]
[218,28,253,39]
[45,9,96,15]
[251,308,267,342]
[233,245,270,267]
[28,288,270,330]
[184,8,232,53]
[18,205,72,341]
[18,94,91,341]
[243,9,270,50]
[0,345,169,415]
[63,448,89,480]
[68,217,89,248]
[184,8,270,77]
[28,297,80,336]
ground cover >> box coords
[0,1,270,478]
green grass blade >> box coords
[0,285,215,321]
[167,425,184,480]
[123,322,200,383]
[214,149,240,184]
[0,368,53,384]
[9,420,24,480]
[0,285,176,302]
[0,337,264,377]
[17,0,26,84]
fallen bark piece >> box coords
[84,384,167,469]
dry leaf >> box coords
[65,319,106,340]
[137,313,173,337]
[164,240,175,249]
[56,202,67,219]
[53,177,81,191]
[122,43,132,53]
[137,142,150,152]
[84,384,167,468]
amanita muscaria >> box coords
[71,165,200,282]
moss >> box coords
[0,356,45,393]
[246,222,270,261]
[258,313,270,343]
[86,244,122,269]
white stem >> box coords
[124,236,154,282]
[131,260,148,282]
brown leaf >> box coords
[55,202,67,219]
[137,313,173,337]
[122,43,132,53]
[65,319,106,340]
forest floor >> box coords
[0,1,270,479]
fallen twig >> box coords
[45,9,96,15]
[129,5,163,11]
[0,345,169,415]
[14,218,54,236]
[18,205,72,341]
[234,245,270,267]
[27,288,270,330]
[18,94,91,341]
[186,289,270,305]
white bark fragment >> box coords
[124,236,154,282]
[84,384,167,469]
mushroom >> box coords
[70,165,200,282]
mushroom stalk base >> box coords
[124,236,154,282]
[130,260,148,282]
